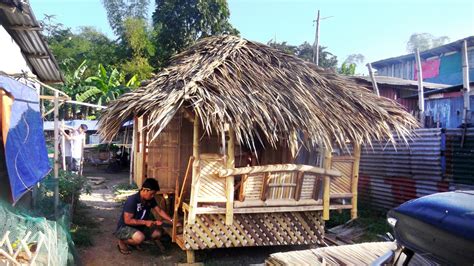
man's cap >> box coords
[142,178,160,191]
[80,124,88,131]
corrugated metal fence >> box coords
[359,128,474,210]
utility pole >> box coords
[312,10,333,66]
[313,10,320,65]
[415,48,425,127]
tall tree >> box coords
[121,17,155,80]
[338,62,356,76]
[344,53,365,65]
[152,0,238,65]
[406,33,450,53]
[41,15,119,75]
[102,0,150,37]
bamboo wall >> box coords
[146,115,182,192]
[137,114,225,194]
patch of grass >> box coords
[326,203,392,243]
[113,183,139,203]
[70,205,100,247]
[112,182,138,193]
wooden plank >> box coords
[323,149,332,220]
[225,127,235,225]
[186,250,195,263]
[193,204,327,214]
[268,183,296,188]
[188,116,200,225]
[351,143,361,219]
[142,115,148,182]
[219,164,341,178]
[260,172,271,201]
[294,171,305,201]
[330,193,353,199]
[234,199,321,208]
[238,174,248,201]
[172,177,179,242]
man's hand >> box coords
[154,220,163,226]
[144,220,154,227]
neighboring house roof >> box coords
[352,75,450,90]
[0,0,63,83]
[405,81,474,99]
[371,36,474,68]
[99,35,418,150]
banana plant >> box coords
[77,64,139,106]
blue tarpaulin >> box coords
[0,76,51,203]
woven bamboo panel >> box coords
[242,172,322,201]
[330,159,354,195]
[196,154,227,202]
[300,173,318,199]
[242,173,264,200]
[183,211,324,250]
[268,172,297,200]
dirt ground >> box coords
[77,166,309,266]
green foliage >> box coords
[268,41,338,70]
[339,62,357,76]
[121,56,154,81]
[102,0,150,37]
[77,64,139,106]
[42,15,119,76]
[35,170,91,218]
[70,204,99,247]
[123,18,155,58]
[113,182,138,193]
[56,170,91,205]
[120,18,155,80]
[152,0,239,65]
[406,33,450,53]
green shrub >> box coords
[57,171,91,204]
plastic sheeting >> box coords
[0,76,50,203]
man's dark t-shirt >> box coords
[116,192,157,230]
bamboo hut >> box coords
[98,35,417,262]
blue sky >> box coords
[30,0,474,73]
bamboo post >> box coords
[61,120,66,170]
[366,63,380,96]
[415,48,425,127]
[462,40,470,125]
[188,114,200,224]
[322,148,332,220]
[225,127,235,225]
[351,143,361,219]
[130,119,136,185]
[53,91,59,217]
[186,250,195,263]
[141,115,148,184]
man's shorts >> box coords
[114,225,156,240]
[71,158,81,172]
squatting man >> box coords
[115,178,174,254]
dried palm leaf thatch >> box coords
[98,35,418,151]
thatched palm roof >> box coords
[98,35,418,150]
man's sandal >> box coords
[117,244,131,255]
